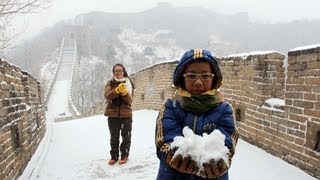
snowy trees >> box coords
[72,56,109,113]
[0,0,51,49]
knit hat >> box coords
[173,49,222,89]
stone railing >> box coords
[43,38,65,105]
[68,40,81,116]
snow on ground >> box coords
[19,110,316,180]
[46,80,72,117]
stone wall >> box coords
[219,51,287,152]
[0,58,46,180]
[285,47,320,177]
[63,25,91,57]
[219,49,319,178]
[130,61,178,111]
[43,38,65,105]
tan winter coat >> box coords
[104,79,133,118]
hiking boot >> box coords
[119,155,128,165]
[108,157,118,165]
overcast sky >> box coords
[15,0,320,40]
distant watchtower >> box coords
[63,21,91,57]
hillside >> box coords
[4,2,320,112]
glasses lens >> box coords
[184,73,213,80]
[201,73,214,80]
[185,73,197,80]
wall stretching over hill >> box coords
[0,58,46,180]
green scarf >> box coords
[177,93,221,114]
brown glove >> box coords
[166,152,199,174]
[199,158,228,178]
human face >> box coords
[183,62,213,95]
[113,65,124,79]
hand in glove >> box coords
[166,152,199,174]
[199,158,228,178]
[115,83,128,96]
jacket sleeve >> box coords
[216,102,239,165]
[104,81,118,101]
[155,99,183,161]
[121,93,133,105]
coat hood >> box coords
[173,49,222,89]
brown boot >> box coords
[108,157,118,165]
[119,155,128,165]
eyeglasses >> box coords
[114,70,123,73]
[183,73,214,81]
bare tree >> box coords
[0,0,51,49]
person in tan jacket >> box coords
[104,63,134,165]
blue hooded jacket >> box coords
[155,49,239,180]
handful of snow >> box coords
[171,126,229,167]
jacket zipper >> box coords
[118,97,121,118]
[193,115,197,133]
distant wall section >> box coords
[130,61,178,111]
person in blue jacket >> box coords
[155,49,239,180]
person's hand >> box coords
[115,83,128,96]
[199,158,228,178]
[166,152,199,174]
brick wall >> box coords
[285,47,320,177]
[130,61,178,111]
[219,52,287,151]
[0,58,46,180]
[218,50,319,178]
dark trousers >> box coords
[108,117,132,159]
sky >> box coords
[15,0,320,41]
[16,42,318,180]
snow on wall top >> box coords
[289,44,320,52]
[224,50,280,59]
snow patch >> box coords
[171,127,229,167]
[225,50,278,59]
[263,98,285,112]
[290,44,320,52]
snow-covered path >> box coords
[19,109,317,180]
